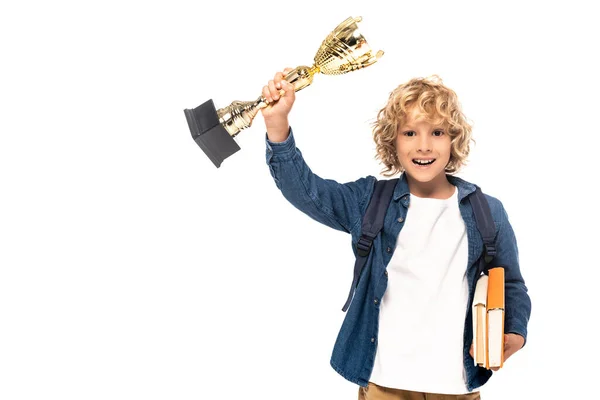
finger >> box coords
[281,79,293,96]
[283,67,293,74]
[262,85,272,104]
[268,80,279,101]
[504,344,517,361]
[274,71,284,89]
[469,344,474,358]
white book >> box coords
[472,274,488,367]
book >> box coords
[472,274,488,367]
[486,267,505,369]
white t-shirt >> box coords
[369,187,473,394]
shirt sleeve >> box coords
[265,126,375,234]
[493,202,532,346]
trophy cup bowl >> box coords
[184,16,384,168]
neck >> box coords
[406,173,455,199]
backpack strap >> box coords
[468,186,497,276]
[342,178,398,312]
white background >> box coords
[1,1,598,399]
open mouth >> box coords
[412,159,436,166]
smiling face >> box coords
[373,76,473,181]
[395,106,454,197]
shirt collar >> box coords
[392,173,477,204]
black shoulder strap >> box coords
[468,186,497,276]
[342,178,397,312]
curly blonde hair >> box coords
[371,75,473,177]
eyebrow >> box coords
[400,126,446,131]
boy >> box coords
[261,70,531,399]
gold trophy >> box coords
[184,16,384,168]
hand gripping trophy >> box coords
[184,16,384,168]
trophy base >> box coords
[184,99,241,168]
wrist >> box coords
[265,119,290,142]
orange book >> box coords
[486,267,505,369]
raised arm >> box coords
[261,69,375,233]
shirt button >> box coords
[371,337,375,343]
[384,270,388,276]
[397,217,404,223]
[386,247,392,253]
[374,298,378,304]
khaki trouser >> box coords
[358,382,481,400]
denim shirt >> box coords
[265,128,531,391]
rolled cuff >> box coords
[265,127,295,163]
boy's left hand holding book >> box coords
[470,333,525,371]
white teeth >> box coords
[413,159,435,165]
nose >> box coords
[417,134,432,153]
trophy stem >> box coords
[217,64,320,137]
